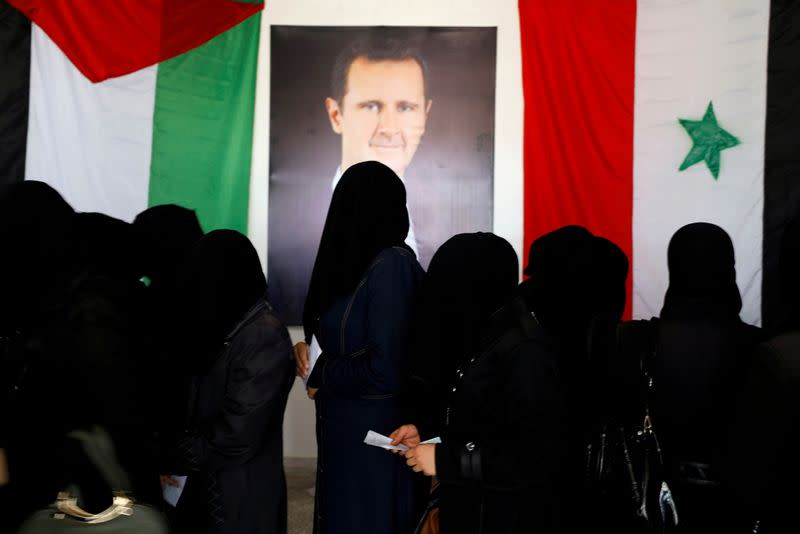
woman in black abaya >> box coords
[393,232,572,534]
[173,230,295,534]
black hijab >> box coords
[72,212,142,284]
[584,236,629,391]
[183,230,267,368]
[0,181,75,331]
[406,233,518,431]
[415,232,519,366]
[303,161,410,342]
[520,225,597,355]
[133,204,204,288]
[661,222,742,322]
[589,237,629,322]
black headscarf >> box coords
[584,237,629,403]
[414,232,519,368]
[133,204,204,288]
[72,212,142,284]
[0,181,75,332]
[589,237,629,322]
[520,225,597,355]
[182,230,267,368]
[406,233,518,436]
[661,222,742,322]
[303,161,410,342]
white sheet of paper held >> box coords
[363,430,442,451]
[162,475,187,507]
[303,335,322,386]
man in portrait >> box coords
[324,36,433,257]
[268,27,495,325]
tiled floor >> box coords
[286,457,316,534]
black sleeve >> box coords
[182,314,293,472]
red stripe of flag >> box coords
[8,0,263,83]
[519,0,636,318]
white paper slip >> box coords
[162,475,187,508]
[303,335,322,386]
[363,430,442,451]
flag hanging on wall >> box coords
[3,0,800,330]
[0,0,263,234]
[519,0,800,329]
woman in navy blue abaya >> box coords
[303,161,424,534]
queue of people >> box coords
[0,161,796,533]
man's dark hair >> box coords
[330,33,429,104]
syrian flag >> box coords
[519,0,800,330]
[0,0,263,233]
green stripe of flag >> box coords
[148,9,261,234]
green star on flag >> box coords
[678,101,740,180]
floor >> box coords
[286,457,316,534]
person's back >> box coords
[654,319,757,463]
[437,297,569,534]
[3,210,161,531]
[172,230,295,534]
[653,318,758,531]
[733,332,800,533]
[646,223,759,532]
[731,216,800,532]
[394,232,569,534]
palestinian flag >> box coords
[519,0,800,330]
[0,0,263,233]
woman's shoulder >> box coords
[375,245,417,262]
[229,300,291,345]
[369,246,423,275]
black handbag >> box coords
[584,319,679,533]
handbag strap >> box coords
[54,493,134,523]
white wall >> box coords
[248,1,524,457]
[282,327,318,458]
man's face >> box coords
[326,56,432,177]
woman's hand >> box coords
[405,444,436,476]
[389,424,421,450]
[294,341,310,378]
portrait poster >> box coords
[267,26,497,324]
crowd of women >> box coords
[0,161,797,533]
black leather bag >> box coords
[584,319,679,534]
